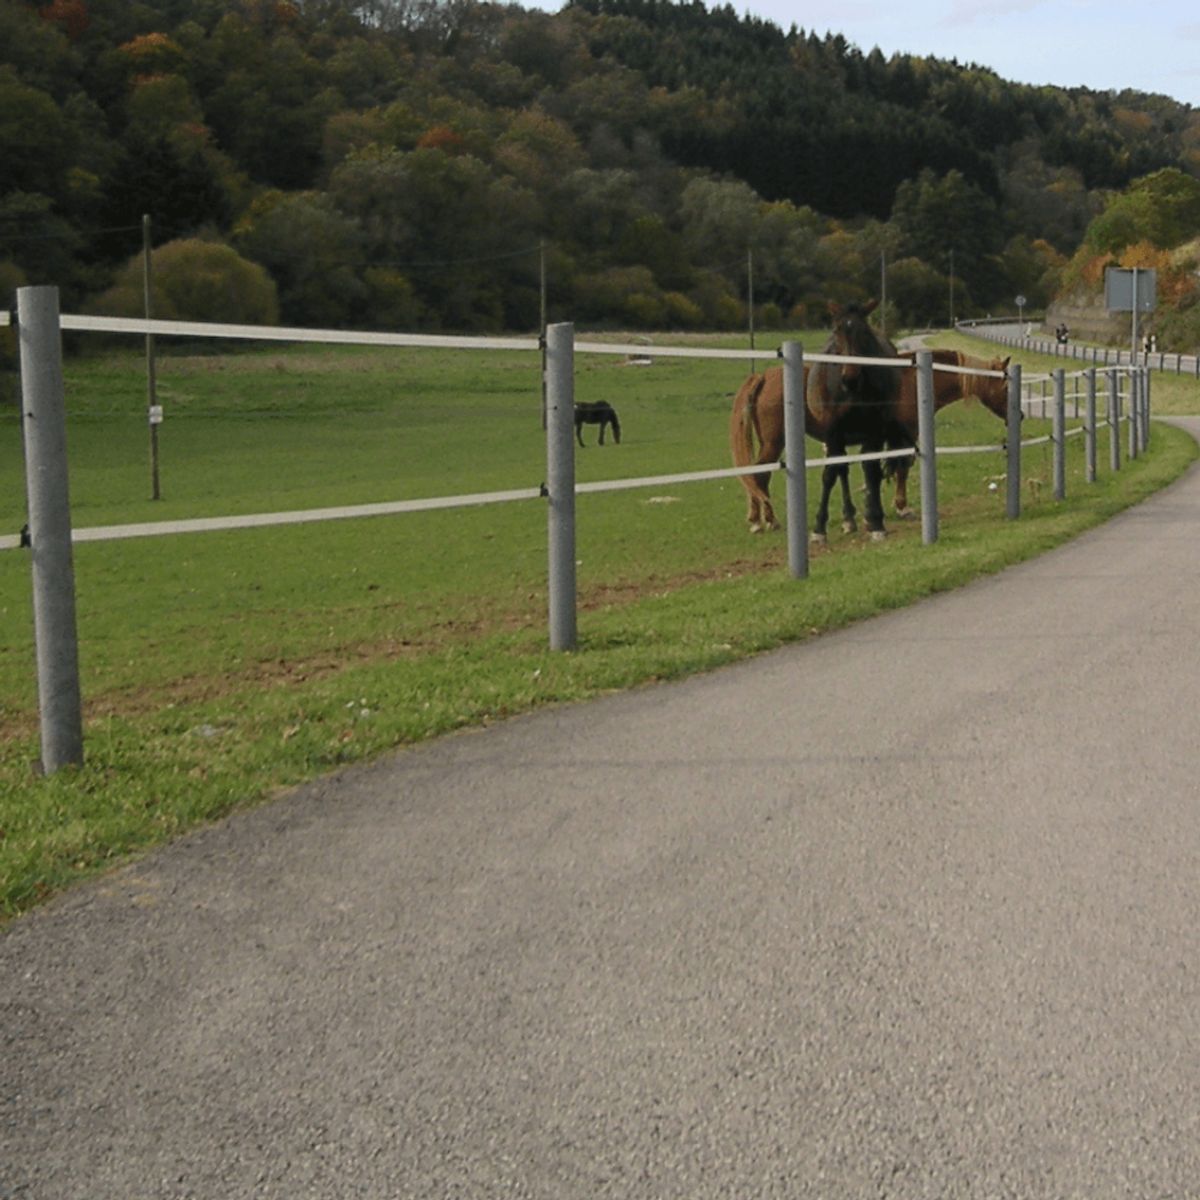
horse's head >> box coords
[826,300,880,394]
[981,355,1014,422]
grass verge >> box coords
[1,334,1196,920]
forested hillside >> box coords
[4,0,1199,332]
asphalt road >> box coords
[5,422,1200,1199]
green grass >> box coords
[1,329,1196,919]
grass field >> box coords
[1,327,1196,918]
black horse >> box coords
[574,400,621,446]
[806,299,903,543]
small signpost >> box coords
[1016,294,1026,335]
[1105,267,1156,363]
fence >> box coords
[961,319,1200,378]
[5,288,1151,772]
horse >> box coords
[806,300,902,542]
[574,400,621,446]
[730,346,1011,531]
[882,349,1011,517]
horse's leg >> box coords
[811,464,837,544]
[838,463,857,533]
[598,421,605,445]
[862,452,887,540]
[892,449,918,518]
[576,422,585,447]
[893,459,909,516]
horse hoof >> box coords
[809,531,827,545]
[870,529,888,542]
[767,520,781,532]
[749,524,763,534]
[896,509,917,521]
[842,520,857,535]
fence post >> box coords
[545,322,576,652]
[781,340,808,580]
[1006,362,1022,519]
[1141,367,1151,452]
[1127,370,1139,462]
[18,285,84,774]
[1052,369,1066,501]
[1085,367,1097,483]
[916,350,938,544]
[1107,369,1121,472]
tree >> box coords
[89,237,279,324]
[890,168,1004,306]
[1083,168,1200,254]
[0,68,72,198]
[234,190,366,326]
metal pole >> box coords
[144,214,161,500]
[18,285,84,773]
[1131,266,1140,366]
[781,341,807,579]
[1006,363,1022,519]
[880,250,887,340]
[539,240,547,431]
[1142,367,1151,451]
[1107,369,1121,472]
[1052,368,1066,501]
[747,248,755,373]
[1128,369,1139,461]
[545,322,576,652]
[916,350,938,544]
[1085,367,1097,484]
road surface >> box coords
[5,421,1200,1198]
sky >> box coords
[545,0,1200,110]
[752,0,1200,108]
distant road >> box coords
[5,421,1200,1198]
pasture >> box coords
[1,329,1196,917]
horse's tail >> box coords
[730,373,767,468]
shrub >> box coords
[89,237,279,325]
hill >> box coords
[2,0,1198,332]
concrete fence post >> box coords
[781,341,808,580]
[18,285,84,774]
[545,322,576,652]
[1052,368,1066,501]
[1006,362,1022,519]
[916,350,938,544]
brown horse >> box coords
[730,346,1011,531]
[885,349,1011,516]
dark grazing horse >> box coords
[574,400,621,446]
[730,346,1011,531]
[806,300,902,542]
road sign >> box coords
[1105,267,1156,312]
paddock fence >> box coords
[4,289,1152,772]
